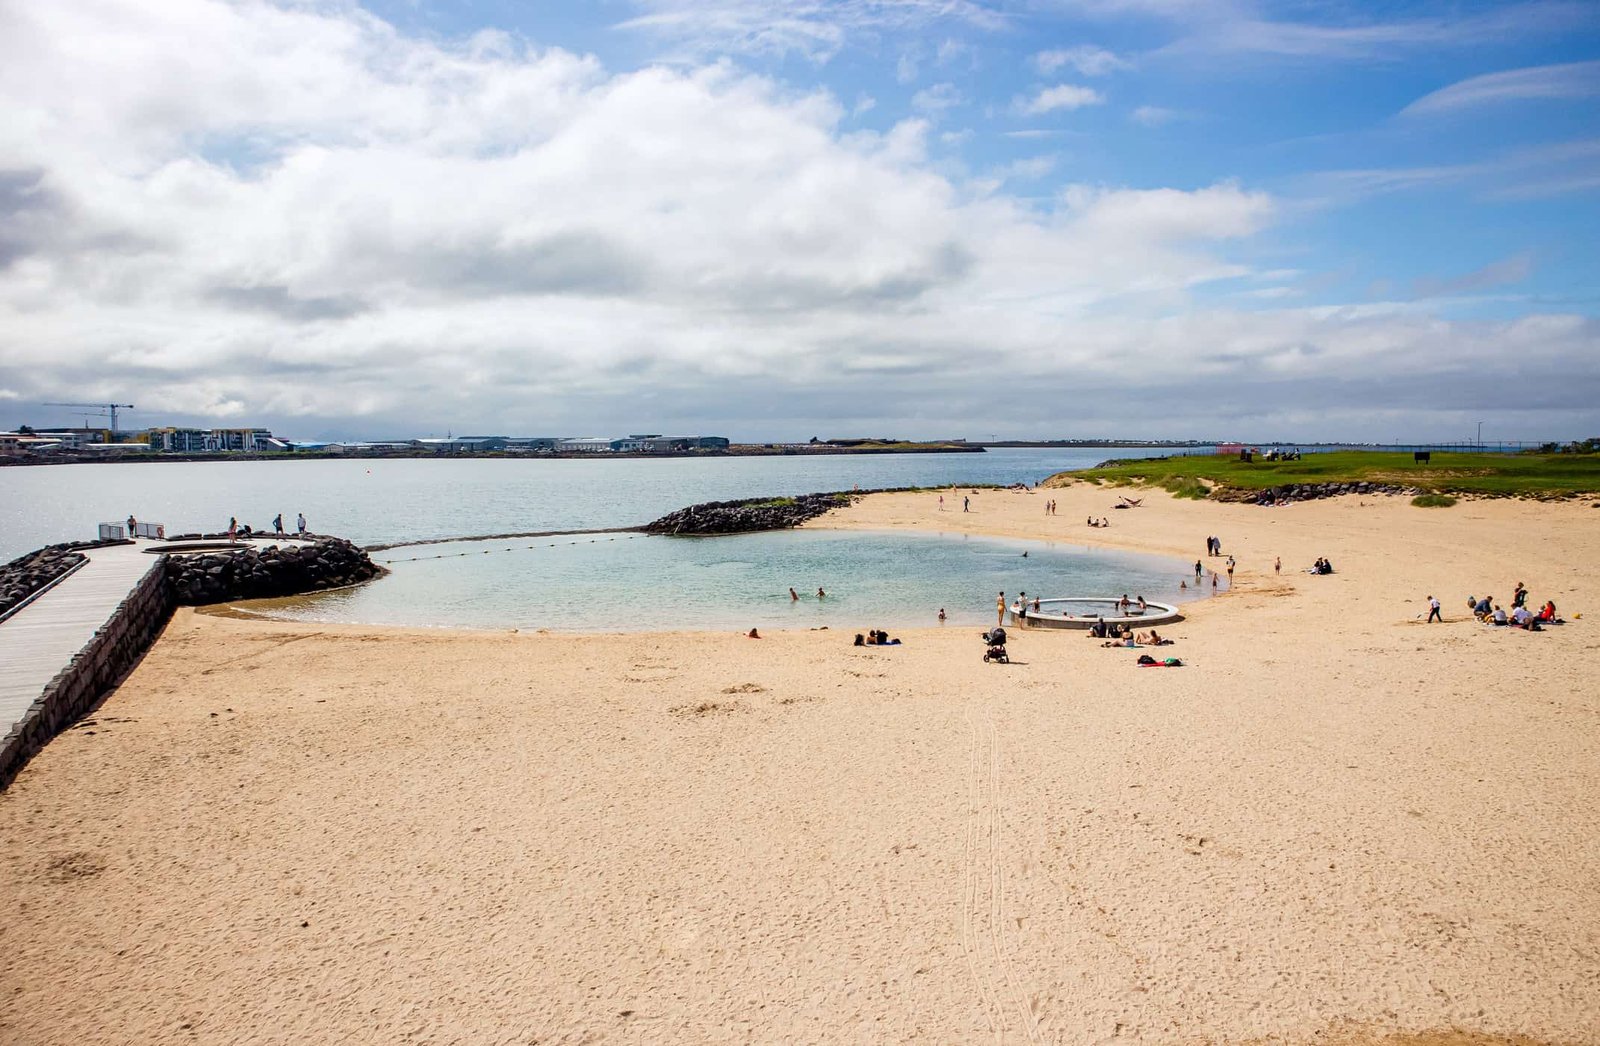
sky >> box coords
[0,0,1597,443]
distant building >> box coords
[558,437,616,453]
[612,435,730,453]
[31,428,110,449]
[146,427,282,452]
[415,436,507,453]
[0,432,65,455]
[505,437,561,452]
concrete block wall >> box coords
[0,562,175,790]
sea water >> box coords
[2,449,1206,630]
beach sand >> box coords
[2,485,1597,1044]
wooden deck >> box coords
[0,542,163,739]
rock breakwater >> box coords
[645,493,854,535]
[166,538,383,605]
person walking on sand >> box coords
[997,591,1006,625]
[1227,558,1235,582]
[1212,572,1219,589]
[1275,556,1281,575]
[963,496,970,512]
[1427,595,1442,623]
[939,494,945,511]
[296,512,307,536]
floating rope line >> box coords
[373,533,641,565]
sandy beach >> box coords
[2,484,1597,1044]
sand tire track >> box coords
[982,706,1043,1045]
[962,707,1005,1040]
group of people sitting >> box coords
[1469,583,1563,630]
[1086,517,1110,528]
[1085,617,1171,647]
[854,630,901,646]
[1309,558,1335,575]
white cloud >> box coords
[1034,46,1128,76]
[911,82,962,114]
[615,0,1009,63]
[1130,105,1179,125]
[0,1,1594,440]
[1017,84,1105,115]
[1401,60,1600,117]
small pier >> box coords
[1,534,321,785]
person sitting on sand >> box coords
[747,628,761,639]
[1473,596,1493,620]
[854,633,865,646]
[1491,605,1508,626]
[1511,605,1535,629]
[1538,600,1558,623]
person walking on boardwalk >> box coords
[296,511,307,536]
[1427,595,1442,623]
[126,514,136,536]
[273,513,284,536]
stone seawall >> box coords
[1209,481,1420,506]
[1,536,383,789]
[166,537,382,604]
[0,561,173,790]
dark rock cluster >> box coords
[1212,481,1421,506]
[645,493,854,535]
[0,540,129,620]
[165,537,383,605]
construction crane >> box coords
[43,402,135,434]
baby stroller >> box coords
[982,626,1008,663]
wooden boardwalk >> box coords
[0,542,163,741]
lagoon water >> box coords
[2,448,1204,629]
[262,528,1201,632]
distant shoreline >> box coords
[0,443,991,466]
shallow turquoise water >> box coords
[262,528,1205,632]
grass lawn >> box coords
[1061,451,1600,497]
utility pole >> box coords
[1477,420,1484,449]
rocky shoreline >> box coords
[1210,481,1422,506]
[166,537,383,605]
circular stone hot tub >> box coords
[1010,597,1182,630]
